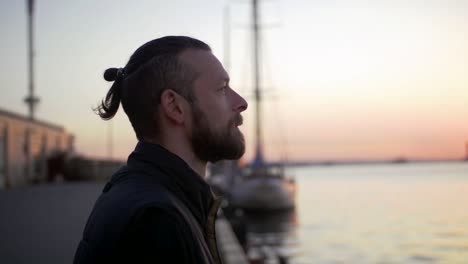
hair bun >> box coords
[103,68,119,81]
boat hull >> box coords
[229,177,295,211]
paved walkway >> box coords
[216,218,249,264]
[0,183,104,264]
[0,183,248,264]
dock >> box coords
[216,217,249,264]
[0,182,248,263]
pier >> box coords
[0,182,248,264]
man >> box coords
[74,36,248,264]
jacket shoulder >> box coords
[85,166,174,232]
[75,166,177,263]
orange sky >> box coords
[1,0,467,162]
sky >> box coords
[0,0,467,162]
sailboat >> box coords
[228,0,296,211]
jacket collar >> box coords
[126,141,214,228]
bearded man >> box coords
[74,36,248,264]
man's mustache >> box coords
[233,115,243,126]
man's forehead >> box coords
[178,49,227,79]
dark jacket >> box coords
[74,142,222,264]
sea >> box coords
[241,161,468,264]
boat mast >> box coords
[252,0,264,165]
[224,4,231,73]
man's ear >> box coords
[160,89,188,125]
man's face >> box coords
[179,49,248,162]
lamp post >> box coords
[24,0,40,120]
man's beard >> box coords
[190,103,245,163]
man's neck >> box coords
[143,138,207,178]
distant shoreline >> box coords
[260,159,468,168]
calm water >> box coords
[243,162,468,264]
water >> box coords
[242,162,468,264]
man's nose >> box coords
[231,89,248,113]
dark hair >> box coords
[94,36,211,140]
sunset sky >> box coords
[1,0,467,162]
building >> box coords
[0,107,74,188]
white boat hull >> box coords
[229,177,295,211]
